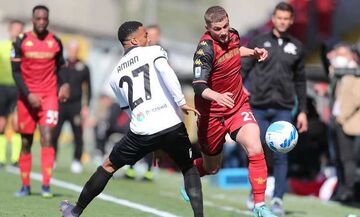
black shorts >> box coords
[0,85,18,116]
[109,123,193,170]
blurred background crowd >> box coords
[1,0,360,204]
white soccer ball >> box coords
[265,121,298,154]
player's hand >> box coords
[297,112,308,133]
[215,92,234,108]
[254,47,268,62]
[180,104,200,116]
[58,83,70,102]
[27,93,41,108]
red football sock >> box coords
[194,158,208,177]
[248,153,267,204]
[41,147,55,186]
[19,153,32,186]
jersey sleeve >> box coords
[53,35,66,85]
[11,34,30,96]
[192,39,214,83]
[154,57,186,107]
[152,45,168,62]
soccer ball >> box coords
[265,121,298,154]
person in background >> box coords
[242,2,307,216]
[52,40,92,174]
[0,20,24,168]
[11,5,69,197]
[329,44,360,202]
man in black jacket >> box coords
[242,2,308,216]
[52,40,92,174]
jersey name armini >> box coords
[218,48,239,63]
[24,51,55,59]
[117,55,139,72]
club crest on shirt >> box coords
[25,40,34,47]
[283,42,297,55]
[263,41,272,48]
[46,40,54,48]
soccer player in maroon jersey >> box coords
[11,5,69,197]
[191,6,277,217]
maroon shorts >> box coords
[197,102,257,155]
[17,94,59,134]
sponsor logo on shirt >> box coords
[24,52,55,59]
[218,48,240,63]
[284,42,297,55]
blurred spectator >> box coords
[330,44,360,202]
[52,40,92,174]
[242,2,307,215]
[0,20,24,168]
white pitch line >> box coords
[7,166,180,217]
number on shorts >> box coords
[46,110,58,125]
[241,111,255,122]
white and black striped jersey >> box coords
[109,45,186,135]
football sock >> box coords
[182,166,204,217]
[11,133,22,164]
[0,135,6,164]
[194,158,208,177]
[19,153,32,186]
[41,147,55,186]
[73,166,113,215]
[248,153,267,204]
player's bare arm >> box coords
[201,87,234,109]
[239,46,268,61]
[180,104,200,116]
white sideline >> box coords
[7,166,180,217]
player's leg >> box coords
[10,112,21,165]
[15,97,36,197]
[229,106,276,217]
[194,116,226,176]
[69,102,84,173]
[0,86,10,166]
[60,130,148,216]
[269,109,292,216]
[51,104,65,160]
[162,123,203,217]
[0,116,7,167]
[39,125,56,197]
[15,133,33,196]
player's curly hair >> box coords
[204,6,228,27]
[32,5,49,15]
[118,21,143,45]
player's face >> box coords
[32,9,49,34]
[272,10,293,34]
[9,22,24,41]
[147,27,161,46]
[132,26,149,47]
[206,17,230,44]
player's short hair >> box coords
[204,6,228,26]
[9,19,24,26]
[32,5,49,15]
[273,2,294,15]
[117,21,143,45]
